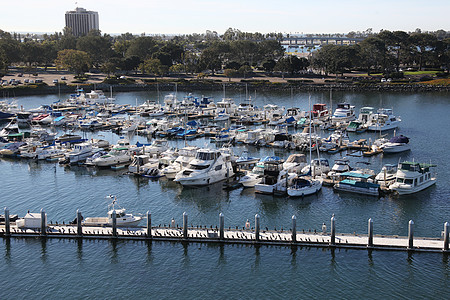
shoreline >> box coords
[2,81,450,97]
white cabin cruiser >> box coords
[145,139,169,155]
[82,196,142,227]
[380,135,410,153]
[389,161,436,195]
[255,160,296,195]
[283,154,307,173]
[331,103,356,124]
[65,142,103,164]
[174,148,234,186]
[327,158,353,179]
[301,158,331,176]
[92,147,132,167]
[287,176,323,197]
[375,164,398,187]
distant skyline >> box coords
[3,0,449,35]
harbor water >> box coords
[0,90,449,298]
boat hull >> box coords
[390,179,436,195]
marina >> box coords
[0,89,449,298]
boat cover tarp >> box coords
[389,135,409,144]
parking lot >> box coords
[1,71,106,87]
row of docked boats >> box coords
[0,124,437,197]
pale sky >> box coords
[3,0,449,35]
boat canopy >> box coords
[389,135,409,144]
[340,172,373,179]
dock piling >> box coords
[255,214,260,242]
[183,212,188,239]
[368,218,373,248]
[76,209,82,236]
[330,215,336,246]
[147,211,152,239]
[408,220,414,250]
[112,210,117,237]
[219,213,224,240]
[4,208,10,236]
[291,215,296,243]
[444,222,449,252]
[40,209,46,236]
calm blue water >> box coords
[1,90,449,298]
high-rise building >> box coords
[65,7,99,37]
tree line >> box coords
[0,27,449,79]
[311,30,450,77]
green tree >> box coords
[169,63,185,74]
[410,33,438,70]
[55,49,91,75]
[262,59,276,72]
[140,58,167,77]
[77,32,113,67]
[238,65,252,78]
[358,37,385,75]
[126,36,158,60]
[223,68,238,81]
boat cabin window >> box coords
[405,179,413,185]
[191,164,209,170]
[396,178,404,183]
[196,151,218,160]
[419,176,423,183]
[215,164,222,171]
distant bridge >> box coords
[282,36,365,49]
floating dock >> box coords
[1,210,448,254]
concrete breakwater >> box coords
[1,209,448,254]
[2,81,449,97]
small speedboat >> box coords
[140,168,164,179]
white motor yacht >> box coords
[174,148,234,186]
[367,108,401,131]
[331,103,356,124]
[389,161,436,195]
[162,146,198,179]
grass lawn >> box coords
[419,78,450,86]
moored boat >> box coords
[389,161,436,195]
[82,195,142,227]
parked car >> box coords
[60,76,66,80]
[35,79,43,83]
[24,79,29,83]
[52,79,58,84]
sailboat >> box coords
[288,95,323,197]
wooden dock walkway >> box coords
[1,220,448,254]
